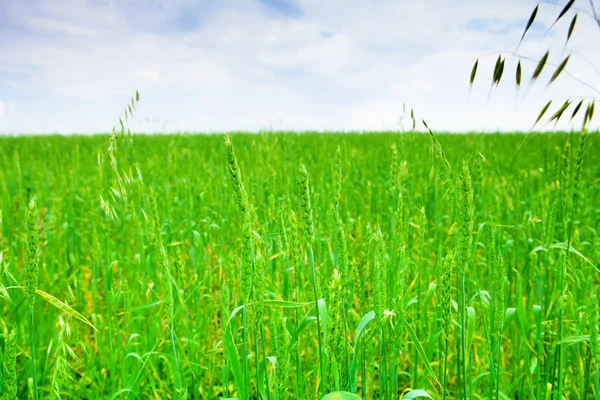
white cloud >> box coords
[22,15,98,37]
[0,0,598,134]
[0,101,5,120]
[137,69,161,81]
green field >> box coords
[0,132,599,399]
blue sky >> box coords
[0,0,598,134]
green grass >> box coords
[0,131,599,399]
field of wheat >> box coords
[0,131,598,399]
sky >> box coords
[0,0,598,134]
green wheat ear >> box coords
[252,249,266,333]
[588,289,600,366]
[458,161,474,273]
[390,143,398,192]
[25,196,39,306]
[372,229,386,325]
[298,164,315,244]
[327,268,348,390]
[492,251,507,339]
[271,309,290,400]
[159,244,174,327]
[224,135,253,302]
[2,326,18,399]
[334,145,343,209]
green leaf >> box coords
[534,100,553,126]
[531,51,550,81]
[466,306,476,361]
[403,319,442,387]
[293,316,317,340]
[548,56,570,85]
[560,335,590,344]
[227,304,246,325]
[520,5,539,44]
[35,290,98,332]
[403,389,434,399]
[263,299,311,308]
[533,304,542,339]
[321,392,363,400]
[424,282,437,308]
[567,14,578,42]
[503,307,517,332]
[318,298,328,346]
[127,300,164,313]
[256,355,268,400]
[350,311,376,391]
[223,326,247,400]
[109,388,134,400]
[353,311,375,344]
[516,61,522,87]
[550,242,595,268]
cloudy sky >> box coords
[0,0,598,134]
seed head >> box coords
[372,229,386,324]
[458,162,474,273]
[572,129,588,205]
[390,143,398,192]
[2,326,18,399]
[252,250,266,332]
[159,244,174,327]
[587,290,600,366]
[492,252,506,339]
[224,136,253,302]
[271,310,290,400]
[336,216,348,285]
[25,196,39,306]
[327,269,348,390]
[335,146,343,210]
[298,165,315,244]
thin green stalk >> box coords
[296,314,302,398]
[309,245,325,396]
[442,338,449,400]
[295,289,303,398]
[460,273,468,400]
[555,253,566,400]
[29,304,39,400]
[584,348,591,399]
[170,327,182,392]
[242,307,249,400]
[495,335,502,400]
[534,303,543,399]
[380,327,387,399]
[595,364,600,400]
[342,300,350,392]
[260,325,272,400]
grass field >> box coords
[0,131,599,399]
